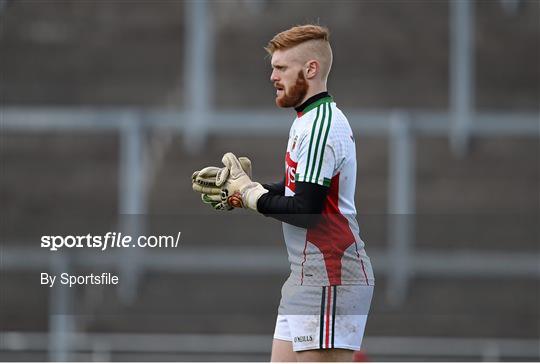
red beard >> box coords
[275,71,308,108]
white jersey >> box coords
[283,96,374,286]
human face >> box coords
[270,50,308,108]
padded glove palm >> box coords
[217,152,268,211]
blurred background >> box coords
[0,0,539,361]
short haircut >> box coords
[265,24,330,55]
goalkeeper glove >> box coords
[192,157,252,193]
[201,193,232,211]
[192,156,252,210]
[217,152,268,211]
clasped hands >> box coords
[192,152,268,211]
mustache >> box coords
[274,83,284,90]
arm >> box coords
[262,177,285,196]
[257,181,329,228]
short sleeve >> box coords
[295,103,336,187]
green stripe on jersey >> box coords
[301,96,333,115]
[303,105,321,180]
[314,103,332,183]
[308,103,327,183]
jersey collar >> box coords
[295,92,333,117]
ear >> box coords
[304,60,319,80]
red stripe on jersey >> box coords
[300,238,308,285]
[360,259,370,286]
[325,286,332,348]
[306,174,356,285]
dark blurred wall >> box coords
[0,0,538,109]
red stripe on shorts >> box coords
[325,285,332,348]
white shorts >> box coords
[273,283,374,352]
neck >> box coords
[296,83,327,107]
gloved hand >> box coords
[200,192,232,211]
[192,156,252,210]
[217,152,268,211]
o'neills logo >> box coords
[294,335,313,343]
[285,152,297,192]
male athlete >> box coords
[192,25,374,362]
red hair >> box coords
[265,24,330,55]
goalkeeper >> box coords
[192,24,374,363]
